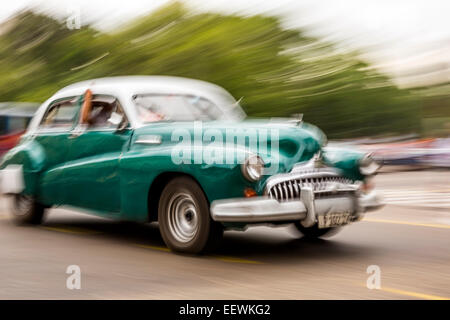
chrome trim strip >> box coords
[135,135,162,145]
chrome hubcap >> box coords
[167,192,199,243]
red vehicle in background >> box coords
[0,102,40,157]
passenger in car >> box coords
[88,102,114,127]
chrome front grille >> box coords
[266,170,356,202]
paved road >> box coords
[0,170,449,299]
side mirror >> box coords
[107,112,124,127]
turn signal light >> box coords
[244,188,257,198]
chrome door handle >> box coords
[69,132,81,139]
[69,124,88,139]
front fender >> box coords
[119,145,256,221]
[322,147,365,181]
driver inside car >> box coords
[80,90,124,128]
[88,102,114,127]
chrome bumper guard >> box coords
[210,189,384,224]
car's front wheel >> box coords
[10,194,45,225]
[158,177,223,254]
[294,222,341,239]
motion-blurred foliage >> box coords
[0,2,422,138]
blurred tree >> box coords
[0,2,423,138]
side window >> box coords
[86,95,127,129]
[40,98,78,129]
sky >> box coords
[1,0,449,87]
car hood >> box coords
[133,119,326,173]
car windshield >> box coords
[133,93,244,122]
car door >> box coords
[63,93,132,214]
[33,96,81,206]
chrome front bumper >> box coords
[210,189,384,224]
[210,197,307,222]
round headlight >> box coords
[359,153,381,176]
[241,155,264,182]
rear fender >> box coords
[0,138,46,195]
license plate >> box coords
[318,213,351,228]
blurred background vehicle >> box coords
[0,102,39,156]
[420,137,450,168]
[331,136,450,169]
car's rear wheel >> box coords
[158,177,223,254]
[294,222,341,239]
[10,194,45,225]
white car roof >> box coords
[28,76,245,132]
[54,76,234,102]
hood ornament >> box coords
[291,151,325,172]
[291,113,303,126]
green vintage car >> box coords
[0,76,383,253]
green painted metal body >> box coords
[1,118,366,223]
